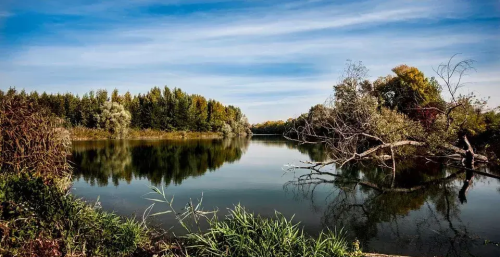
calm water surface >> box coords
[71,136,500,257]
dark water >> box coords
[71,136,500,257]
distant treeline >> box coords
[251,120,291,134]
[254,120,289,135]
[251,106,319,135]
[0,87,251,134]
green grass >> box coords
[0,175,151,256]
[147,186,362,257]
[185,205,352,257]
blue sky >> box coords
[1,0,499,123]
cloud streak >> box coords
[1,0,499,122]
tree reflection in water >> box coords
[71,136,325,187]
[71,138,250,187]
[286,159,500,257]
[250,135,329,162]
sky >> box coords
[0,0,499,123]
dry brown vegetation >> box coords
[0,94,71,184]
[71,127,223,140]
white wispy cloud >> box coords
[1,0,499,122]
[0,11,11,18]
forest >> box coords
[0,86,251,137]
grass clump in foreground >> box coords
[147,187,362,257]
[186,206,355,257]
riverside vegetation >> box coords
[0,91,361,256]
[0,86,251,139]
[254,58,500,166]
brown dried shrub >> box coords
[22,237,63,257]
[0,93,70,183]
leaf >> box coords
[145,198,167,203]
[150,211,172,216]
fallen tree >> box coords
[286,57,491,188]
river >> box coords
[70,135,500,257]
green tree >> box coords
[208,100,226,132]
[192,95,209,131]
[174,88,192,130]
[374,65,443,118]
[111,89,123,104]
[97,101,131,138]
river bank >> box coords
[70,127,224,141]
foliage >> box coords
[447,96,488,137]
[287,58,497,169]
[230,115,252,136]
[96,101,131,138]
[369,107,425,145]
[474,109,500,163]
[374,65,444,118]
[0,87,250,134]
[0,92,71,184]
[0,94,155,256]
[187,206,351,257]
[221,123,233,137]
[71,126,113,140]
[0,175,150,257]
[251,120,290,134]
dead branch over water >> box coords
[285,56,493,189]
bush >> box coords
[221,123,233,137]
[0,93,70,183]
[96,101,131,138]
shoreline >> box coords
[69,127,251,141]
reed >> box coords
[146,186,361,257]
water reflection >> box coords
[287,160,500,256]
[71,137,500,257]
[250,135,328,162]
[71,136,327,187]
[71,138,250,186]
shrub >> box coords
[96,101,131,138]
[221,123,233,137]
[0,175,149,256]
[0,93,70,183]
